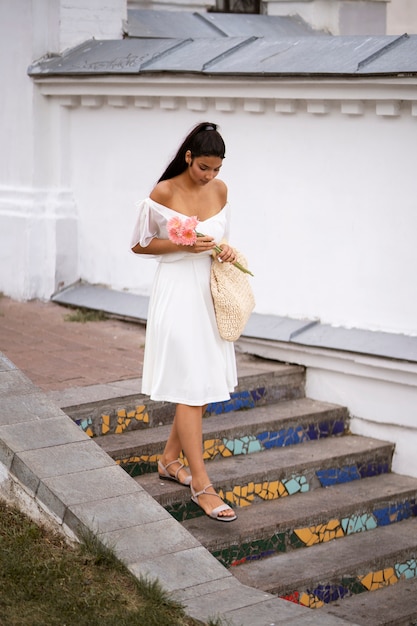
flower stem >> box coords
[196,233,254,276]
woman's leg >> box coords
[174,403,235,519]
[159,409,191,484]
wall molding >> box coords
[36,76,417,118]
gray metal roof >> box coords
[125,9,322,38]
[28,10,417,78]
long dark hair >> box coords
[158,122,226,182]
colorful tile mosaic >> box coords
[74,382,297,437]
[211,498,417,567]
[220,475,309,508]
[316,461,390,487]
[199,418,347,464]
[206,388,266,415]
[76,417,94,438]
[107,406,149,435]
[116,453,159,477]
[281,557,417,608]
[76,405,150,437]
[213,533,286,568]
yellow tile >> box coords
[86,427,94,438]
[115,425,124,434]
[299,592,323,608]
[127,410,135,418]
[294,528,319,547]
[117,409,126,417]
[102,414,110,425]
[268,480,279,496]
[277,482,288,497]
[327,519,341,531]
[221,447,233,457]
[101,424,110,435]
[238,489,255,506]
[360,568,398,591]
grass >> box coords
[63,307,108,323]
[0,500,226,626]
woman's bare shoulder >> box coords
[149,180,173,206]
[213,178,228,205]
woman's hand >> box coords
[189,235,216,254]
[216,243,237,264]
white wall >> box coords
[0,0,126,300]
[30,77,417,337]
[387,0,417,34]
[265,0,388,35]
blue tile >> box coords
[395,559,417,580]
[306,423,319,440]
[373,501,416,526]
[250,387,266,403]
[316,465,360,487]
[331,420,346,435]
[308,583,350,604]
[358,461,390,478]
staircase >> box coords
[67,353,417,626]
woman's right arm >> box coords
[131,183,178,255]
[131,238,179,255]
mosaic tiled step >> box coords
[136,435,393,518]
[97,397,348,476]
[321,572,417,626]
[67,356,305,437]
[182,473,417,566]
[231,517,417,607]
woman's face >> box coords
[187,153,223,186]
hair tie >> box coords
[203,124,216,131]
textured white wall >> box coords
[7,79,417,336]
[58,86,417,336]
[387,0,417,34]
[265,0,388,35]
[0,0,126,299]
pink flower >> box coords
[166,215,254,275]
[167,216,198,246]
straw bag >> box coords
[210,250,255,342]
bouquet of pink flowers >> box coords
[167,215,254,276]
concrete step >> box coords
[65,354,306,436]
[135,435,394,520]
[180,473,417,566]
[97,397,349,475]
[230,516,417,608]
[322,573,417,626]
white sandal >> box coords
[191,483,237,522]
[158,459,192,487]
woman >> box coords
[131,122,237,522]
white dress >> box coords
[131,198,237,406]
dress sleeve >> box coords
[130,198,159,249]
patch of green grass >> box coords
[0,500,205,626]
[64,307,108,323]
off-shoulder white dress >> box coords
[131,198,237,406]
